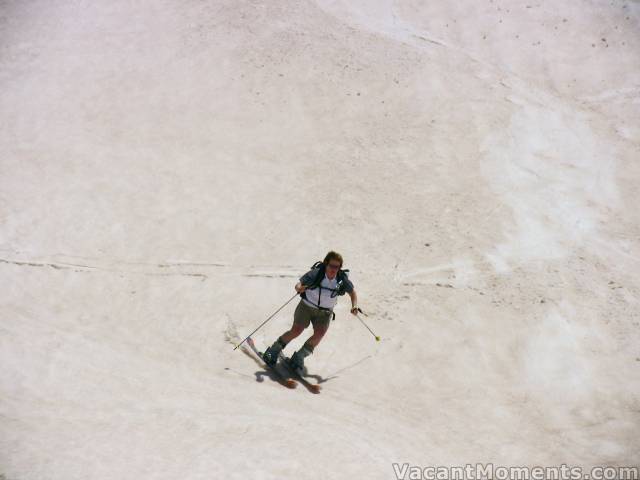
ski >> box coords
[279,352,322,394]
[246,337,297,389]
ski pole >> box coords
[355,308,380,342]
[233,292,300,350]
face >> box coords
[326,261,341,279]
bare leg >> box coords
[288,322,329,370]
[263,321,306,365]
[279,322,306,345]
[303,323,328,351]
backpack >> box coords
[305,260,350,298]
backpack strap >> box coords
[335,269,350,296]
[304,261,349,299]
[306,261,325,289]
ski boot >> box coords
[289,345,312,373]
[262,338,286,367]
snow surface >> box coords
[1,1,639,479]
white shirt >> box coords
[302,274,340,310]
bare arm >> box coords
[348,289,358,314]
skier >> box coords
[262,251,358,370]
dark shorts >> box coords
[293,299,332,330]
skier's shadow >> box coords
[238,345,293,387]
[278,357,336,384]
[313,354,374,384]
[238,343,372,386]
[303,371,335,384]
[305,373,338,383]
[298,353,374,384]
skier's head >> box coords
[323,251,343,279]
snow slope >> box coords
[1,1,639,479]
